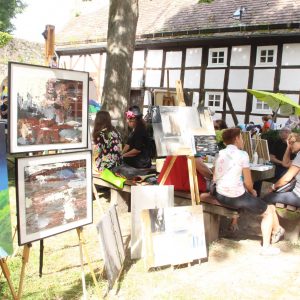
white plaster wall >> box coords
[248,115,264,125]
[100,53,106,70]
[230,45,251,66]
[145,70,161,87]
[72,55,85,71]
[282,44,300,66]
[226,114,245,127]
[204,69,225,89]
[228,69,249,90]
[146,50,163,68]
[211,112,223,120]
[59,56,71,69]
[226,92,247,111]
[279,69,300,91]
[276,117,289,128]
[185,48,202,67]
[133,50,145,68]
[165,51,182,68]
[184,69,201,89]
[163,69,181,88]
[85,54,99,73]
[131,70,144,87]
[252,69,275,90]
[192,92,199,107]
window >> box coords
[205,92,223,109]
[252,99,272,114]
[256,100,269,110]
[256,46,277,67]
[208,48,227,67]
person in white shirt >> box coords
[214,128,284,256]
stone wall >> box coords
[0,38,44,86]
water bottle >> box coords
[252,152,258,164]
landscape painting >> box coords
[141,206,207,270]
[194,135,219,157]
[16,151,92,245]
[97,205,125,290]
[0,124,13,258]
[9,62,89,153]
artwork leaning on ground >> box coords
[141,206,207,269]
[0,124,13,258]
[97,205,125,290]
[9,62,89,153]
[16,151,92,245]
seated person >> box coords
[0,96,8,119]
[263,133,300,208]
[157,156,212,192]
[214,128,284,255]
[122,106,152,169]
[92,110,122,172]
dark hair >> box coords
[92,110,115,143]
[128,105,146,130]
[222,128,241,145]
[262,115,269,122]
[214,119,228,130]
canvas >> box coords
[194,135,219,157]
[153,89,178,106]
[141,206,207,269]
[9,62,89,153]
[131,185,174,259]
[0,124,13,258]
[152,106,201,156]
[241,131,253,161]
[251,138,270,162]
[16,151,93,245]
[97,205,125,290]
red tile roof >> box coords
[57,0,300,46]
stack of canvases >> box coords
[98,106,217,290]
[1,62,92,297]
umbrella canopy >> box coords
[246,89,300,116]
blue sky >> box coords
[12,0,107,43]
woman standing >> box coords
[122,106,152,169]
[214,128,284,255]
[92,110,122,172]
[263,132,300,208]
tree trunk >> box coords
[101,0,139,135]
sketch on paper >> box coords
[97,205,125,289]
[16,151,92,245]
[9,62,89,153]
[141,206,207,269]
[0,124,13,258]
[131,185,174,259]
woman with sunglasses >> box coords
[263,132,300,208]
[122,106,152,169]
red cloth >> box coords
[157,156,207,192]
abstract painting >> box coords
[0,124,13,258]
[97,205,125,290]
[16,151,92,245]
[194,135,219,157]
[141,206,207,269]
[9,62,89,153]
[131,185,174,259]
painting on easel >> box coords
[152,106,201,156]
[9,62,89,153]
[16,151,93,245]
[0,124,13,258]
[141,206,207,270]
[97,205,125,290]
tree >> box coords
[101,0,139,135]
[0,0,26,33]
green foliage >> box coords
[0,0,26,33]
[198,0,214,3]
[0,31,12,48]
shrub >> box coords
[0,32,13,48]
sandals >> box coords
[271,227,285,244]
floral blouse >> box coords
[94,128,122,172]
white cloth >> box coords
[292,152,300,197]
[215,144,250,197]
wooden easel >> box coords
[0,259,18,300]
[162,69,175,106]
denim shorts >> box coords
[216,191,268,215]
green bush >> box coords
[0,32,13,48]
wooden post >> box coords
[76,227,103,299]
[0,259,18,300]
[158,156,177,185]
[18,244,31,300]
[187,156,201,205]
[175,80,186,106]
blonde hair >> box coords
[288,132,300,143]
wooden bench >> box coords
[93,175,239,245]
[275,203,300,243]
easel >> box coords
[0,259,18,300]
[162,70,175,106]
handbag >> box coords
[100,168,126,189]
[274,178,297,193]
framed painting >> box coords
[8,62,89,153]
[141,206,207,270]
[0,124,13,258]
[16,151,92,245]
[97,205,125,290]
